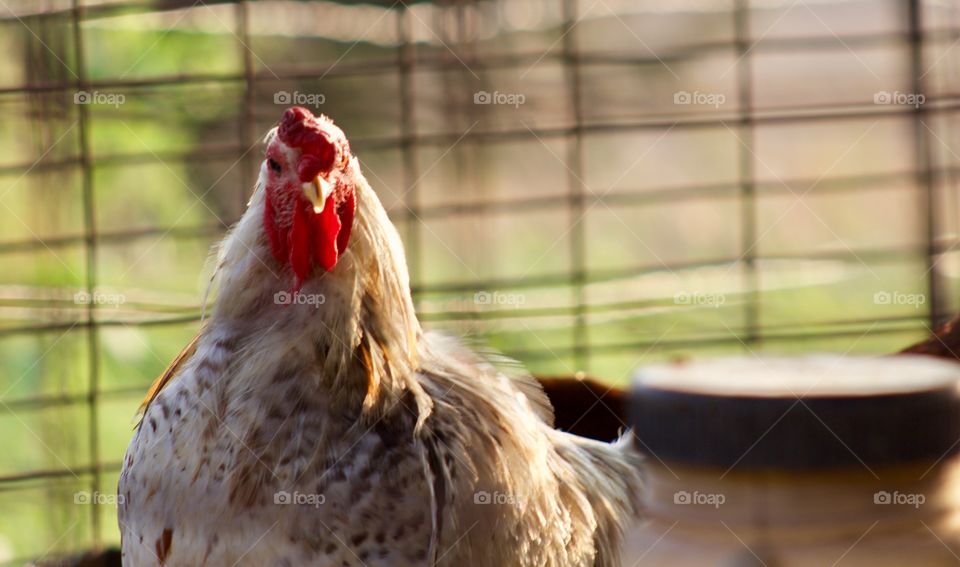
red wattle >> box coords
[281,195,348,290]
[288,203,313,291]
[314,194,341,272]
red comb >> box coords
[278,107,337,182]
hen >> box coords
[118,107,642,566]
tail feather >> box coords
[553,431,644,567]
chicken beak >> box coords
[302,175,334,213]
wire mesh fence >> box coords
[0,0,958,562]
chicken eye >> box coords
[268,158,282,174]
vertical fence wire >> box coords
[69,0,102,545]
[398,3,422,309]
[237,1,257,213]
[950,2,960,296]
[561,0,589,372]
[908,0,943,327]
[734,0,760,348]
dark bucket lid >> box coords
[630,355,960,471]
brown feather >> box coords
[137,330,203,419]
[359,336,381,411]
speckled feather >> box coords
[118,113,643,567]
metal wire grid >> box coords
[0,0,958,560]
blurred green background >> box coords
[1,0,959,563]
